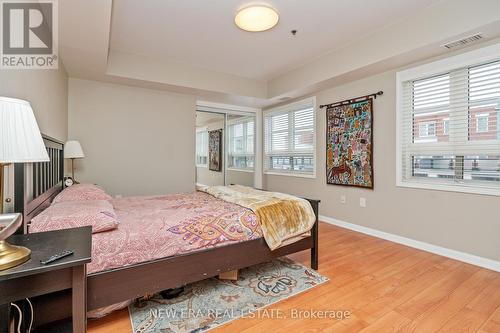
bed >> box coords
[13,136,320,326]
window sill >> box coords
[227,168,254,173]
[196,164,208,168]
[264,171,316,179]
[396,180,500,197]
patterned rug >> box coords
[129,258,328,333]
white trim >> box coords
[264,96,316,115]
[320,215,500,272]
[255,110,263,189]
[396,71,404,189]
[196,100,260,114]
[227,167,254,173]
[226,115,254,125]
[396,180,500,197]
[263,170,316,179]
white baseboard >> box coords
[319,215,500,272]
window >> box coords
[443,118,449,135]
[195,128,208,167]
[397,44,500,196]
[227,117,254,170]
[475,113,489,133]
[264,97,316,177]
[418,122,436,138]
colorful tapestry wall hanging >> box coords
[326,98,373,188]
[209,129,222,172]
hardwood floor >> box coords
[88,222,500,333]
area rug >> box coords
[129,258,328,333]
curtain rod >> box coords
[319,91,383,109]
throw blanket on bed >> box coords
[201,185,316,250]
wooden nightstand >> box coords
[0,226,92,333]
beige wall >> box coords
[227,169,254,187]
[0,66,68,212]
[0,66,68,141]
[264,70,500,262]
[68,78,196,196]
[196,167,224,186]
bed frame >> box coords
[14,135,320,326]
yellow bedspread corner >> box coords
[202,185,316,250]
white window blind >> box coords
[227,117,254,170]
[264,97,316,177]
[399,58,500,195]
[195,128,208,167]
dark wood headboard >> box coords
[14,135,64,233]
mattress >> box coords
[88,191,262,274]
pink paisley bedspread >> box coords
[88,191,262,274]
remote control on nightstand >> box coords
[40,249,74,265]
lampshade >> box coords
[0,96,49,163]
[64,140,84,159]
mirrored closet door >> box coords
[195,111,225,186]
[225,114,255,187]
[195,109,256,188]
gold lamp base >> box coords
[0,240,31,271]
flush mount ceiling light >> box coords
[235,5,279,32]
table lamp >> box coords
[64,140,84,182]
[0,96,49,270]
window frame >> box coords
[418,122,437,139]
[226,116,255,172]
[264,97,317,178]
[396,43,500,196]
[443,118,450,135]
[195,127,208,168]
[475,113,489,133]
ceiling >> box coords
[59,0,500,107]
[110,0,440,81]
